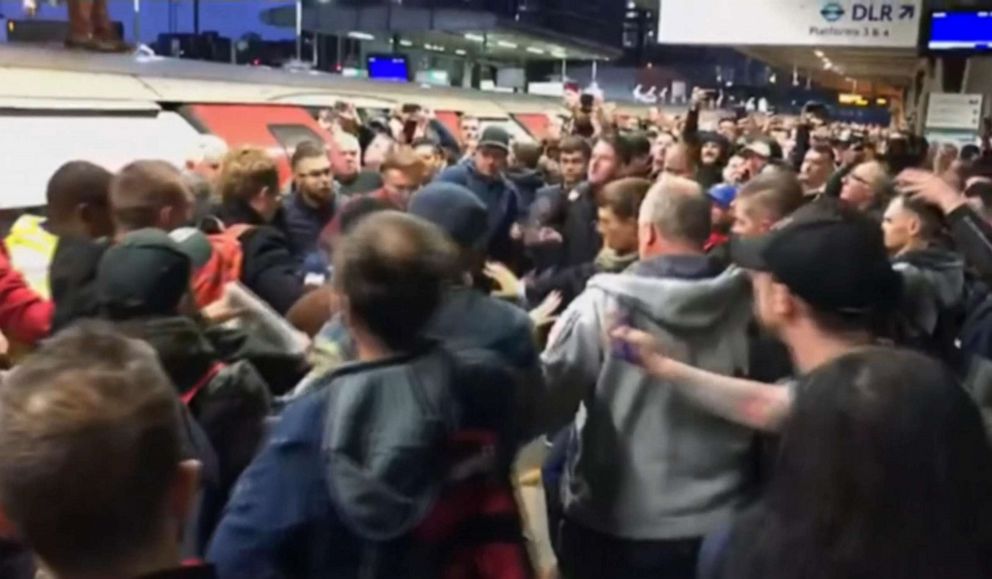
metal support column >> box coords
[295,0,303,62]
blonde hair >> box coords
[217,146,279,204]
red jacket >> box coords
[0,244,52,345]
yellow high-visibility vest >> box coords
[5,215,57,300]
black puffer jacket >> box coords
[211,201,305,315]
[531,182,601,270]
[119,316,271,488]
[117,315,271,549]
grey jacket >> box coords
[542,256,757,540]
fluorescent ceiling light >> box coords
[455,49,467,55]
[526,46,545,54]
[497,40,519,49]
[347,31,375,41]
[399,39,413,47]
[464,33,486,42]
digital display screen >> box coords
[928,11,992,51]
[367,55,409,82]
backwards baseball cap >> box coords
[731,200,902,316]
[98,228,192,320]
[743,140,772,159]
[409,182,488,250]
[477,126,511,153]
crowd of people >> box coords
[2,87,992,579]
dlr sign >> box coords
[852,4,894,22]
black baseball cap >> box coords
[477,126,511,153]
[731,200,902,316]
[97,229,192,320]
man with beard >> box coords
[706,183,738,251]
[437,127,521,264]
[283,142,340,259]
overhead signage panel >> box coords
[658,0,922,48]
[926,93,984,132]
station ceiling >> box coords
[740,46,920,95]
[260,4,621,62]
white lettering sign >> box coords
[658,0,922,48]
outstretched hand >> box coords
[483,262,522,299]
[529,291,562,328]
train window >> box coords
[268,124,327,159]
[512,113,556,141]
[0,111,201,209]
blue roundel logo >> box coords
[821,2,845,22]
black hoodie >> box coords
[506,167,546,214]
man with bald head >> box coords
[542,175,755,579]
[332,132,383,196]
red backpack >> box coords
[190,225,253,310]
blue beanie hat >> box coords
[409,183,489,249]
[707,183,739,210]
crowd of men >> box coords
[2,89,992,579]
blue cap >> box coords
[707,184,739,210]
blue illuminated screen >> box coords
[367,55,409,82]
[928,11,992,51]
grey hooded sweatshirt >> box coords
[542,255,757,541]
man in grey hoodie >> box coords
[542,175,756,579]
